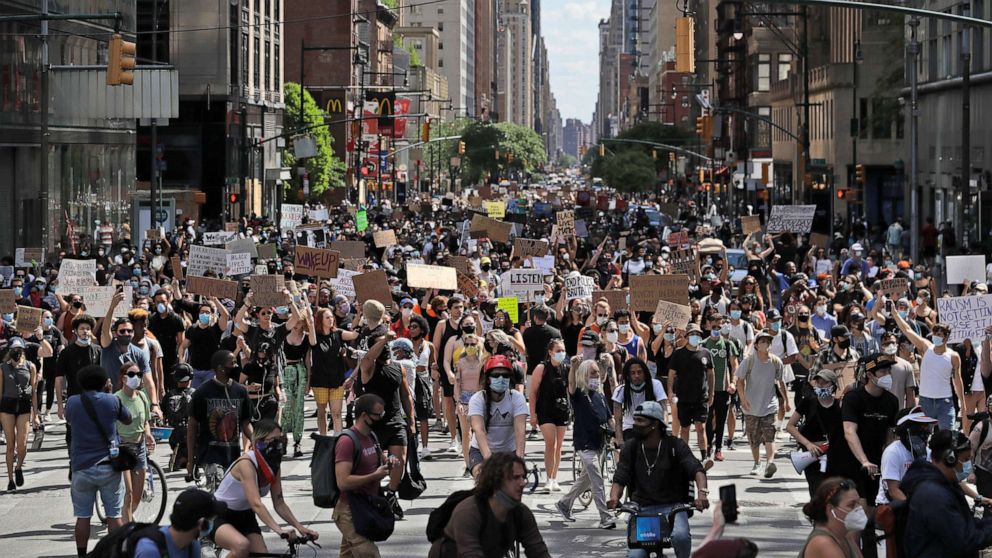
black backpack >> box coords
[426,490,523,557]
[85,522,166,558]
[310,429,363,508]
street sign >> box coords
[155,208,168,224]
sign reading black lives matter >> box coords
[766,205,817,233]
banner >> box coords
[186,276,239,301]
[499,269,544,303]
[250,275,287,307]
[497,297,519,324]
[294,247,341,278]
[227,237,258,258]
[630,275,690,310]
[936,294,992,343]
[946,255,987,286]
[373,230,398,248]
[56,259,97,293]
[203,231,237,246]
[280,204,304,230]
[406,263,458,290]
[308,208,330,222]
[329,268,358,299]
[353,269,392,309]
[565,275,595,301]
[187,246,228,277]
[766,205,817,233]
[652,300,692,330]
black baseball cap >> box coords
[172,488,226,520]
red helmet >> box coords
[484,355,513,373]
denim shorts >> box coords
[121,440,148,472]
[70,462,124,519]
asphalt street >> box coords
[0,401,813,557]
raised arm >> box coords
[892,304,930,354]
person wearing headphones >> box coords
[901,429,992,557]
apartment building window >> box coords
[439,41,444,50]
[241,33,249,85]
[777,53,792,81]
[438,22,444,31]
[254,36,261,89]
[438,8,443,14]
[274,43,280,86]
[756,54,770,91]
[273,0,279,20]
[755,106,771,149]
[265,40,272,91]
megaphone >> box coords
[790,450,819,474]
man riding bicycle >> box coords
[608,401,710,558]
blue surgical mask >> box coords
[157,303,168,314]
[2,313,13,324]
[958,460,973,482]
[275,306,288,315]
[770,321,781,331]
[43,317,53,328]
[489,376,510,393]
[663,333,675,342]
[710,329,720,338]
[898,310,908,319]
[553,351,567,364]
[730,310,742,320]
[198,313,211,326]
[688,335,702,346]
[932,335,944,346]
[720,324,732,336]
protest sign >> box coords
[280,204,304,229]
[407,263,458,290]
[877,278,910,299]
[329,269,358,299]
[227,237,258,258]
[56,259,97,293]
[469,214,512,243]
[447,256,475,277]
[353,269,392,309]
[513,238,549,259]
[574,219,589,238]
[224,222,239,232]
[330,241,366,259]
[457,272,480,298]
[499,269,544,302]
[532,255,556,274]
[593,290,628,311]
[824,361,857,388]
[0,290,15,313]
[203,231,237,246]
[479,185,493,200]
[484,201,506,219]
[309,208,330,222]
[257,244,278,260]
[187,246,228,277]
[497,297,519,324]
[766,205,817,233]
[565,275,595,301]
[741,216,762,236]
[250,275,287,307]
[946,255,987,286]
[937,294,992,343]
[356,210,368,232]
[146,228,162,240]
[15,248,43,268]
[74,286,133,318]
[667,230,690,249]
[373,230,398,248]
[225,252,253,276]
[15,306,42,335]
[254,265,268,275]
[341,258,366,271]
[171,256,184,281]
[294,247,340,278]
[630,275,690,310]
[557,210,575,237]
[652,300,692,330]
[186,276,239,301]
[668,248,698,279]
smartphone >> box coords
[720,484,739,524]
[886,300,893,312]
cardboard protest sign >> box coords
[74,286,133,318]
[225,252,253,276]
[187,246,228,277]
[946,255,987,286]
[373,230,398,248]
[280,204,304,230]
[203,231,237,246]
[469,214,512,243]
[406,263,458,290]
[250,275,287,307]
[146,228,162,240]
[479,185,493,200]
[592,290,628,311]
[766,205,817,233]
[497,297,519,324]
[652,300,692,330]
[324,188,347,206]
[574,219,589,238]
[499,269,544,303]
[227,237,258,258]
[630,275,690,310]
[0,290,15,313]
[224,222,239,232]
[293,247,340,278]
[56,259,97,293]
[824,361,857,388]
[484,201,506,219]
[256,244,278,260]
[254,265,268,276]
[329,269,358,299]
[330,241,366,260]
[341,258,366,271]
[668,249,698,279]
[15,306,42,335]
[565,275,595,301]
[556,210,575,237]
[741,215,762,236]
[186,276,239,301]
[937,294,992,343]
[513,238,549,259]
[667,230,690,249]
[353,269,393,309]
[171,256,184,281]
[877,278,910,299]
[447,256,475,278]
[15,248,43,268]
[457,272,480,298]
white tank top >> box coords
[919,347,953,399]
[214,451,271,511]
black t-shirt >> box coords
[190,379,251,469]
[797,394,843,443]
[613,435,704,506]
[244,324,288,360]
[184,324,223,371]
[522,323,561,374]
[360,360,405,425]
[310,332,347,388]
[833,385,898,475]
[149,311,185,370]
[241,359,277,394]
[668,347,714,404]
[284,339,309,362]
[28,326,65,378]
[55,342,101,397]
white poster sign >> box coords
[226,252,253,276]
[280,204,305,230]
[56,259,97,294]
[565,275,595,301]
[946,255,988,286]
[203,231,237,246]
[329,268,358,299]
[187,246,229,277]
[499,269,545,302]
[937,294,992,343]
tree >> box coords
[558,153,577,168]
[282,82,346,199]
[600,150,658,193]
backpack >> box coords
[85,522,166,558]
[310,429,362,508]
[426,491,523,558]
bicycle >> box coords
[202,532,321,558]
[95,457,168,525]
[614,501,695,557]
[571,442,618,509]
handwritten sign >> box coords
[484,201,506,219]
[810,232,831,251]
[75,286,133,318]
[227,237,258,258]
[329,268,358,299]
[15,248,43,268]
[565,275,595,301]
[280,204,304,230]
[668,248,698,279]
[936,294,992,343]
[294,247,341,278]
[667,230,690,249]
[186,276,239,300]
[56,259,97,294]
[497,297,519,324]
[225,252,253,276]
[171,256,184,281]
[877,278,910,299]
[406,263,458,290]
[457,271,480,298]
[630,274,690,310]
[447,256,475,277]
[257,243,279,260]
[946,255,988,286]
[15,305,42,335]
[309,208,330,222]
[766,205,817,233]
[146,228,162,240]
[499,269,544,303]
[652,300,692,330]
[187,246,228,277]
[353,269,392,309]
[341,258,366,271]
[203,231,237,246]
[250,275,287,307]
[557,210,575,237]
[470,214,512,243]
[330,241,366,260]
[0,290,16,313]
[373,230,398,248]
[741,215,762,236]
[513,238,549,259]
[593,290,628,311]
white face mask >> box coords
[125,375,142,390]
[833,505,869,532]
[618,324,631,334]
[588,378,601,391]
[606,332,619,344]
[596,316,608,326]
[882,343,898,356]
[875,374,894,391]
[815,305,826,316]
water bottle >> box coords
[110,438,120,459]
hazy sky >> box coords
[542,0,611,124]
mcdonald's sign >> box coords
[365,91,395,125]
[321,91,347,114]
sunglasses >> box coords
[125,371,141,378]
[117,329,134,334]
[259,312,273,316]
[489,372,513,379]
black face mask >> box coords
[257,440,284,473]
[462,326,475,333]
[838,339,851,349]
[632,424,655,439]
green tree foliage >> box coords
[394,35,422,66]
[282,82,345,198]
[587,121,693,192]
[422,119,548,185]
[558,153,577,167]
[599,150,658,192]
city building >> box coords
[501,0,533,127]
[402,0,477,118]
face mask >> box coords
[632,424,654,439]
[663,333,675,342]
[76,336,91,347]
[156,303,168,314]
[462,325,475,334]
[125,375,142,390]
[495,489,520,509]
[883,344,898,356]
[198,313,212,326]
[834,505,869,532]
[534,295,545,305]
[401,308,412,318]
[465,346,479,358]
[256,441,284,473]
[710,329,720,338]
[917,297,925,305]
[1,313,13,324]
[875,374,893,390]
[116,334,133,346]
[813,386,835,399]
[630,381,646,391]
[720,324,732,336]
[606,331,619,343]
[275,306,288,316]
[43,317,53,328]
[481,264,491,271]
[553,351,567,364]
[730,310,742,320]
[687,335,702,347]
[798,314,810,323]
[588,379,601,391]
[770,321,781,332]
[652,324,663,334]
[618,324,631,335]
[958,460,974,482]
[932,335,944,346]
[596,316,608,326]
[841,283,851,291]
[838,338,851,349]
[815,305,826,316]
[489,376,510,393]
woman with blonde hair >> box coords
[453,325,487,475]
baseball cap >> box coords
[830,325,851,338]
[173,363,193,383]
[172,488,226,520]
[755,330,775,343]
[8,337,25,349]
[580,330,601,347]
[852,243,864,252]
[633,401,666,424]
[765,308,782,321]
[480,256,491,265]
[812,369,839,385]
[897,260,911,270]
[399,297,415,308]
[896,405,938,426]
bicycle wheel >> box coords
[572,448,583,483]
[133,459,168,524]
[600,446,617,478]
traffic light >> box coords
[837,189,847,199]
[598,144,605,157]
[421,119,431,143]
[228,192,240,204]
[458,140,465,155]
[696,116,705,136]
[760,162,769,185]
[855,164,866,185]
[495,149,500,160]
[107,33,136,86]
[676,17,695,73]
[652,149,657,160]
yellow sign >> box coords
[497,297,519,324]
[325,98,345,114]
[484,201,506,219]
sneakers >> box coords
[447,440,460,454]
[5,480,13,491]
[14,468,23,487]
[702,458,715,472]
[550,479,562,492]
[293,443,303,458]
[764,462,777,479]
[418,445,431,461]
[749,462,763,476]
[725,438,735,451]
[597,518,617,529]
[714,450,725,462]
[555,500,575,522]
[384,489,404,520]
[541,482,553,494]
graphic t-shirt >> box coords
[190,379,251,469]
[468,390,528,453]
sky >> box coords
[542,0,611,124]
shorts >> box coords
[414,375,433,420]
[210,507,262,540]
[468,447,485,470]
[314,386,346,405]
[120,440,148,472]
[744,414,777,446]
[677,402,708,425]
[536,411,569,427]
[372,421,408,448]
[71,462,124,519]
[439,373,455,398]
[0,396,32,416]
